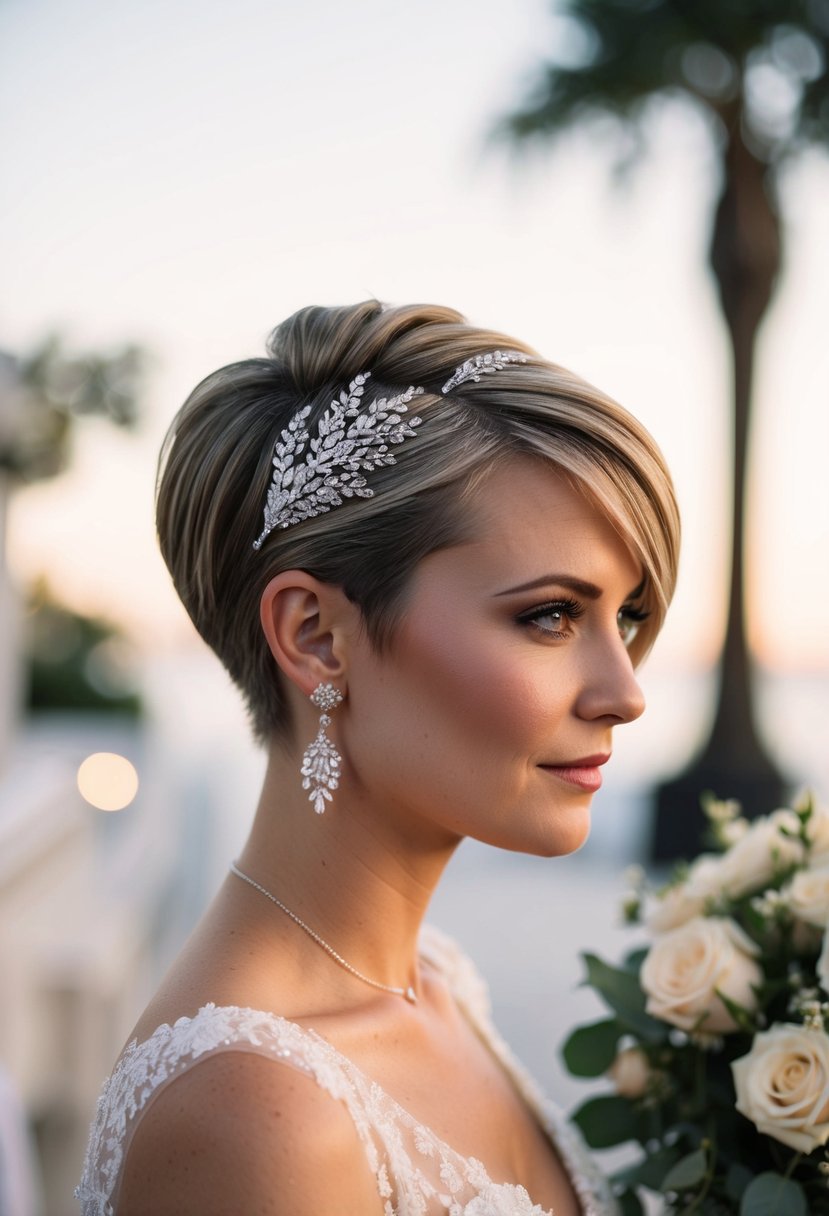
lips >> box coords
[539,754,610,793]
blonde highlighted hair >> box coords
[157,301,680,742]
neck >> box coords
[234,744,461,998]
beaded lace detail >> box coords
[75,927,618,1215]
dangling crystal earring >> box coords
[300,682,344,814]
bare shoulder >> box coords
[117,1047,384,1216]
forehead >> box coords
[453,457,642,590]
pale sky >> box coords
[2,0,828,672]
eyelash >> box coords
[517,598,651,643]
[517,598,585,639]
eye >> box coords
[617,604,650,646]
[517,597,585,639]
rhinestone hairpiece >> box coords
[253,349,529,549]
[441,350,528,394]
[253,373,423,549]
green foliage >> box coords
[0,335,145,481]
[582,953,665,1040]
[613,1146,682,1190]
[740,1173,807,1216]
[572,1094,645,1148]
[561,1017,623,1076]
[662,1147,708,1191]
[615,1187,645,1216]
[495,0,829,165]
[724,1164,755,1201]
[25,585,142,718]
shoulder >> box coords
[117,1045,383,1215]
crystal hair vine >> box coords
[441,349,528,394]
[253,348,528,549]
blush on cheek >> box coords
[401,609,537,735]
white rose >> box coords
[715,810,803,899]
[607,1047,651,1098]
[732,1023,829,1152]
[640,916,762,1033]
[644,855,724,934]
[784,863,829,928]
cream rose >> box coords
[784,863,829,928]
[732,1023,829,1152]
[644,855,724,934]
[714,809,803,899]
[607,1047,651,1098]
[640,916,762,1033]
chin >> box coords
[533,829,591,860]
[493,811,593,859]
[531,793,594,857]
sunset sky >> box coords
[2,0,828,673]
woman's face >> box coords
[341,457,647,858]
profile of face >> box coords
[338,457,647,859]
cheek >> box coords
[351,614,563,765]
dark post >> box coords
[651,121,787,862]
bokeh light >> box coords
[76,751,139,811]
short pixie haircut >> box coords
[156,301,680,743]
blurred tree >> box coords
[0,338,145,758]
[495,0,829,859]
[0,335,144,480]
[25,581,143,718]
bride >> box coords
[76,301,679,1214]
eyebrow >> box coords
[494,574,645,600]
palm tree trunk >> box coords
[652,120,787,861]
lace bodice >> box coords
[76,927,618,1216]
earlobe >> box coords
[259,572,349,696]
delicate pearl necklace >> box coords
[230,861,418,1003]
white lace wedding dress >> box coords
[76,926,619,1215]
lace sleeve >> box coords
[74,1004,383,1216]
[77,945,620,1216]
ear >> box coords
[260,570,356,697]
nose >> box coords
[575,639,646,726]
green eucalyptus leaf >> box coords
[740,1173,807,1216]
[725,1163,755,1200]
[623,945,649,972]
[615,1187,645,1216]
[572,1094,640,1148]
[661,1147,708,1191]
[613,1146,681,1190]
[561,1018,623,1077]
[582,953,664,1040]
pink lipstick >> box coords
[540,754,610,793]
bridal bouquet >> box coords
[564,793,829,1216]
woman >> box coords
[77,301,679,1215]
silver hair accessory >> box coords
[301,682,344,814]
[253,374,424,549]
[441,349,528,395]
[230,861,418,1002]
[253,349,528,549]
